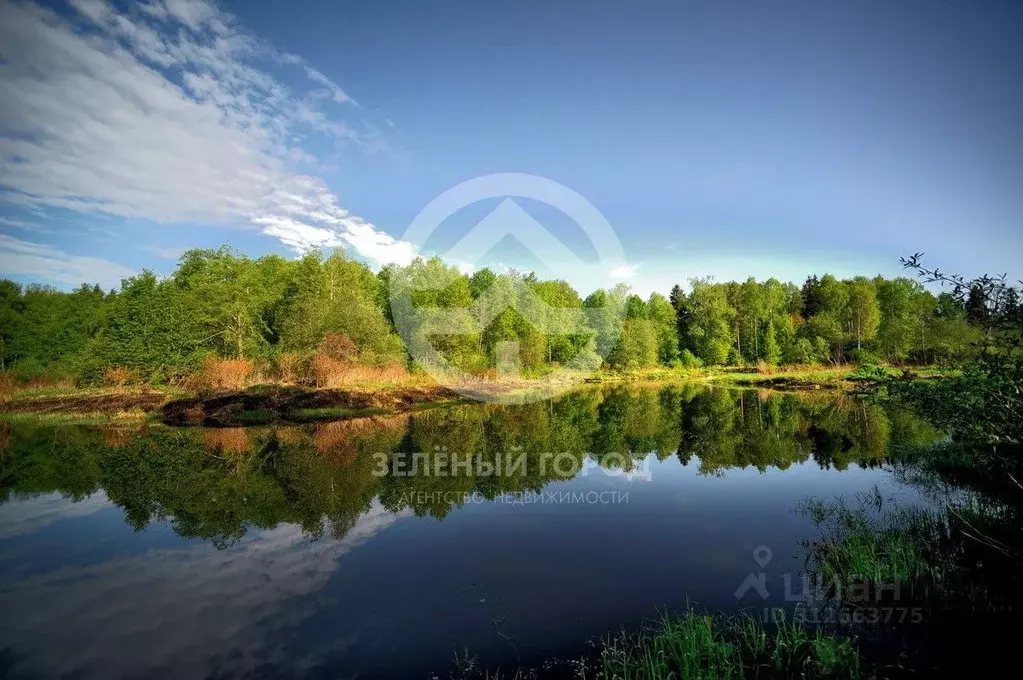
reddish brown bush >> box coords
[0,373,16,397]
[311,354,346,388]
[196,357,253,390]
[102,366,136,387]
[275,352,302,384]
[318,333,358,363]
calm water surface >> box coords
[0,385,943,678]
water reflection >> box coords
[0,386,946,679]
[1,386,943,547]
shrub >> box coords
[196,357,252,390]
[0,372,16,397]
[678,349,703,369]
[10,357,46,382]
[318,333,358,363]
[311,353,346,388]
[275,352,306,384]
[850,348,882,367]
[102,366,136,387]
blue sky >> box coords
[1,0,1020,295]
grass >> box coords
[0,410,152,426]
[448,608,868,680]
[0,363,950,422]
[0,384,182,401]
[797,489,952,593]
[593,609,866,680]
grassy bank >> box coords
[591,609,866,680]
[0,364,949,424]
[449,607,869,679]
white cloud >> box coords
[0,234,134,288]
[0,0,416,267]
[0,491,110,539]
[147,245,187,260]
[0,500,407,679]
[609,263,638,279]
[0,216,53,233]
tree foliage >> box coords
[0,247,996,384]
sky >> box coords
[1,0,1021,296]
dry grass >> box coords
[203,428,251,455]
[311,354,346,388]
[195,357,253,390]
[102,366,136,387]
[318,333,358,362]
[0,373,17,398]
[311,355,411,389]
[275,352,305,384]
[755,362,855,376]
[0,376,77,396]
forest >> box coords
[0,246,991,387]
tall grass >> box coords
[797,489,957,597]
[101,366,136,387]
[448,608,868,680]
[195,357,253,390]
[593,609,865,680]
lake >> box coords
[0,385,944,678]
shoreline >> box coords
[0,365,949,425]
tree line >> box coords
[0,246,987,385]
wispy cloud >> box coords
[0,501,406,678]
[146,246,187,261]
[609,263,638,279]
[0,234,134,288]
[0,216,55,234]
[0,0,416,267]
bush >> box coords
[196,357,252,390]
[102,366,136,387]
[0,372,16,396]
[10,357,46,382]
[850,348,882,367]
[318,333,358,363]
[311,353,346,388]
[275,352,307,384]
[677,349,702,369]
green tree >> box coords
[846,276,879,351]
[686,279,734,365]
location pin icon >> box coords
[753,545,772,568]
